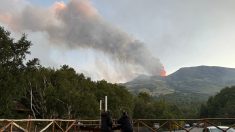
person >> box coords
[101,111,113,132]
[117,111,133,132]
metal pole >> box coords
[100,100,102,111]
[100,100,102,127]
[105,96,107,111]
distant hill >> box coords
[124,75,174,96]
[167,66,235,94]
[123,66,235,97]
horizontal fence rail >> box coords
[133,118,235,132]
[0,118,234,132]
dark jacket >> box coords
[101,111,113,132]
[117,113,133,132]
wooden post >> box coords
[52,121,55,132]
[169,121,172,132]
[74,124,76,132]
[10,122,13,132]
[26,115,30,130]
[35,124,37,132]
[29,118,32,131]
[137,120,139,132]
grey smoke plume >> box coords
[1,0,163,77]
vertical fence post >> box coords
[26,115,30,131]
[203,119,207,131]
[10,122,13,132]
[74,123,76,132]
[137,120,140,132]
[30,119,32,132]
[52,121,55,132]
[169,121,172,132]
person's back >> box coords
[117,112,133,132]
[101,111,113,132]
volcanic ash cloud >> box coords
[0,0,163,80]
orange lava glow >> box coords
[160,66,167,77]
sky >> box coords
[1,0,235,82]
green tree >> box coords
[0,26,34,117]
[133,92,183,119]
[200,86,235,117]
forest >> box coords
[0,26,234,119]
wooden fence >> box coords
[0,118,234,132]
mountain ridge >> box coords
[123,66,235,97]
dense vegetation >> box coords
[133,92,183,119]
[200,86,235,117]
[158,92,209,118]
[0,26,185,119]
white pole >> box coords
[105,96,107,111]
[99,100,102,111]
[99,100,102,126]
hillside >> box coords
[124,66,235,97]
[167,66,235,94]
[124,75,174,96]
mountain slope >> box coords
[124,66,235,96]
[167,66,235,94]
[124,75,174,96]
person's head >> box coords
[106,110,112,116]
[122,111,128,116]
[101,111,107,117]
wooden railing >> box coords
[133,118,235,132]
[0,119,100,132]
[0,118,234,132]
